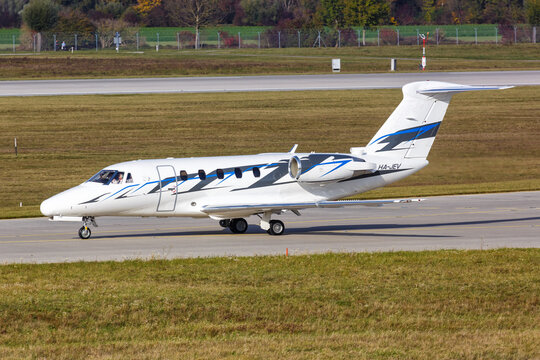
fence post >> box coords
[318,31,321,47]
[377,29,380,46]
[54,34,57,51]
[534,27,537,44]
[13,34,16,52]
[456,28,458,44]
[177,32,180,50]
[397,29,399,46]
[278,31,281,48]
[238,32,241,48]
[475,28,477,45]
[217,32,220,49]
[514,25,517,44]
[298,31,301,48]
[157,33,159,51]
[75,34,77,51]
[357,30,360,47]
[136,32,139,51]
[495,27,498,44]
[258,32,260,48]
[436,28,439,45]
[338,30,341,47]
[33,33,36,52]
[416,29,419,45]
[95,33,98,51]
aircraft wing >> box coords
[201,198,424,218]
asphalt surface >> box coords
[0,191,538,264]
[1,71,539,96]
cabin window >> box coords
[126,173,133,183]
[253,167,260,178]
[180,170,188,181]
[88,170,120,185]
[216,169,224,179]
[234,168,242,178]
[198,170,206,180]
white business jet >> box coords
[40,81,511,239]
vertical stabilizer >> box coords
[365,81,512,159]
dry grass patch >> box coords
[0,249,538,359]
[0,44,539,80]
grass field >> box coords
[0,249,538,359]
[0,45,538,79]
[0,86,538,218]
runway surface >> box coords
[1,71,539,96]
[0,191,538,264]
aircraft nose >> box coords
[40,197,59,217]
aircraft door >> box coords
[156,165,178,212]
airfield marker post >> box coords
[14,138,17,157]
[363,29,366,45]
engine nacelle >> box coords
[288,154,376,183]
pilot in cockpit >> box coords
[111,172,124,184]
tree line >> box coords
[1,0,539,37]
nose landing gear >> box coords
[78,216,97,239]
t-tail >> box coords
[365,81,512,160]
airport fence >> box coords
[0,24,537,52]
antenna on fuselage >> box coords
[289,144,298,153]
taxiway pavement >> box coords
[1,71,539,97]
[0,191,538,264]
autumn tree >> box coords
[134,0,162,17]
[343,0,389,27]
[164,0,221,47]
[21,0,59,50]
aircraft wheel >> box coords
[267,220,285,236]
[229,218,248,234]
[219,219,230,228]
[78,226,91,239]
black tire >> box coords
[78,226,91,239]
[219,219,230,228]
[229,218,248,234]
[267,220,285,236]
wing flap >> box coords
[201,198,424,216]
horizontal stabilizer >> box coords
[417,84,513,95]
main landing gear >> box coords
[78,216,97,239]
[219,216,285,236]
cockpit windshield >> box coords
[88,170,124,185]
